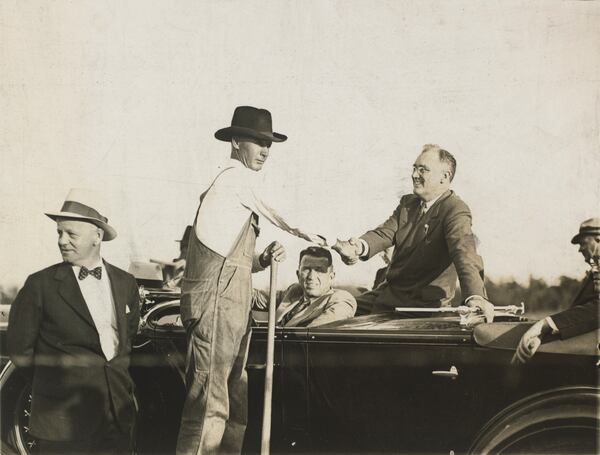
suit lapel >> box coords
[55,263,96,328]
[394,198,421,252]
[276,284,303,323]
[104,261,128,352]
[397,190,451,250]
[411,190,450,244]
[287,292,331,326]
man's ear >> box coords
[329,270,336,281]
[95,228,104,245]
[296,270,300,281]
[231,137,240,150]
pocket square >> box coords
[126,305,131,314]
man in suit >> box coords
[7,189,140,454]
[252,246,357,327]
[333,144,494,324]
[513,218,600,363]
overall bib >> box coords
[177,169,259,455]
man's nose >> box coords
[411,168,420,179]
[58,233,68,245]
[260,147,269,157]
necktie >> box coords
[416,201,427,222]
[79,266,102,280]
[282,298,310,326]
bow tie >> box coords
[79,266,102,280]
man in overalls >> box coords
[177,106,325,455]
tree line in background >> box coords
[453,275,582,318]
[0,275,583,318]
[1,285,18,306]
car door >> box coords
[298,318,598,454]
[301,317,475,454]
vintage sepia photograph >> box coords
[1,1,599,454]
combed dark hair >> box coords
[422,144,457,182]
[299,246,333,267]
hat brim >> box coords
[214,126,287,143]
[45,212,117,241]
[571,229,600,244]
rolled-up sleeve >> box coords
[238,175,323,243]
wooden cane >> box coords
[260,257,278,455]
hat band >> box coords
[579,227,600,235]
[61,201,108,223]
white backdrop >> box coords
[1,0,599,291]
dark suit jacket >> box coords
[551,272,599,339]
[360,190,485,308]
[7,261,140,441]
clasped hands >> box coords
[332,237,363,265]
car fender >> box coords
[469,385,599,454]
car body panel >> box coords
[1,288,598,454]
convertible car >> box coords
[1,282,598,455]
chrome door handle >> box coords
[432,365,459,379]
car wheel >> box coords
[7,383,36,454]
[469,386,599,455]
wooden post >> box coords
[260,258,278,455]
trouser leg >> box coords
[177,313,249,454]
[177,318,221,455]
[220,320,251,455]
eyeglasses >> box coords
[412,165,430,175]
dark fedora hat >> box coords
[214,106,287,143]
[571,218,600,244]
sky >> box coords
[1,0,599,292]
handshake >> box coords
[332,237,364,265]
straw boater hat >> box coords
[45,188,117,241]
[214,106,287,143]
[571,218,600,244]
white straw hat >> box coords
[45,188,117,241]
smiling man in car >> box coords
[333,144,494,324]
[253,246,357,327]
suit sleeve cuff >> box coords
[464,295,482,304]
[359,239,369,259]
[546,316,560,334]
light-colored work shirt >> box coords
[72,259,118,360]
[196,159,318,257]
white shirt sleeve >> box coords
[238,172,324,244]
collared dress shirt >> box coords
[72,260,118,360]
[196,159,319,257]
